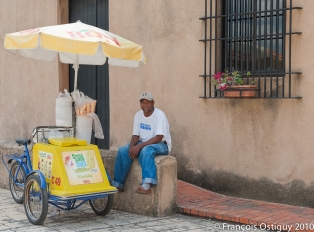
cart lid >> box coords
[48,137,87,147]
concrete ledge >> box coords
[100,149,178,217]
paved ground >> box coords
[0,188,266,232]
[177,180,314,232]
[3,180,314,231]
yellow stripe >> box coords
[41,34,99,55]
[4,34,39,49]
[101,43,143,61]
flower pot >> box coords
[223,85,258,98]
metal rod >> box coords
[209,0,212,97]
[289,0,292,97]
[199,70,301,77]
[282,0,287,97]
[228,0,232,71]
[270,0,274,97]
[199,31,301,42]
[251,0,256,80]
[204,0,207,97]
[275,0,279,97]
[199,6,302,20]
[263,0,268,97]
[257,0,262,98]
[224,0,228,71]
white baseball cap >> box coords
[139,92,154,101]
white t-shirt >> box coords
[133,108,172,152]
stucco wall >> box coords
[1,0,314,207]
[108,0,314,206]
[0,0,68,140]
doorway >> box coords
[69,0,110,149]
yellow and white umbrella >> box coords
[4,20,146,89]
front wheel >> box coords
[89,194,114,216]
[24,175,48,225]
[9,161,26,204]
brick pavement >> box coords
[177,180,314,232]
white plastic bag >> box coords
[56,89,73,127]
[71,89,96,116]
[71,89,104,139]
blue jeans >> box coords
[112,142,168,189]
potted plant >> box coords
[212,70,258,98]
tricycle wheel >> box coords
[9,161,26,204]
[24,175,48,225]
[89,194,114,216]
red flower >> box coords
[219,83,227,90]
[214,72,222,80]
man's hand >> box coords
[128,135,140,159]
[127,135,163,159]
[129,144,141,159]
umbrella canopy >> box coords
[4,21,146,88]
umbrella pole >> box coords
[74,68,78,90]
[73,55,79,90]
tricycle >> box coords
[2,126,117,225]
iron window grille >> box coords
[199,0,302,98]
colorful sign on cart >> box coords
[62,150,103,185]
[38,151,53,179]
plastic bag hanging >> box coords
[87,113,104,139]
[71,89,104,140]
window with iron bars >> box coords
[199,0,302,98]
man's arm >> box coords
[129,135,163,159]
[129,135,140,149]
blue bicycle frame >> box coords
[2,142,32,186]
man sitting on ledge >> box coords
[112,92,172,194]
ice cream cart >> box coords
[23,136,117,225]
